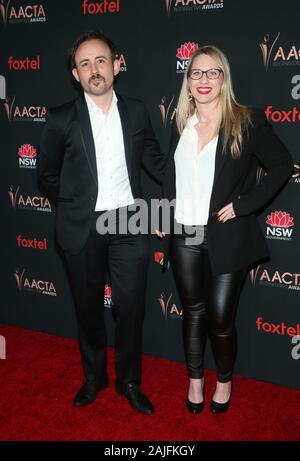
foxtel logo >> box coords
[256,317,300,337]
[265,106,300,123]
[8,55,41,71]
[82,0,120,15]
[16,234,47,250]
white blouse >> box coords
[174,113,218,225]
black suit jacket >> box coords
[162,109,294,275]
[38,93,164,254]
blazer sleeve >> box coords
[38,110,65,202]
[141,104,166,185]
[232,110,294,217]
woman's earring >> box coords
[188,92,193,102]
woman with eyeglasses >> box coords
[158,46,293,414]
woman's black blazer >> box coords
[161,109,294,275]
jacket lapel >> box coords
[212,131,227,190]
[76,96,98,187]
[117,94,132,180]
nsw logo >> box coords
[266,211,294,241]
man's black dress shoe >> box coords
[74,381,108,407]
[118,383,154,415]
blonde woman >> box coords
[160,46,293,414]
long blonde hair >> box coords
[176,45,252,159]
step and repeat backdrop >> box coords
[1,0,299,388]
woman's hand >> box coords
[155,230,166,238]
[216,202,236,223]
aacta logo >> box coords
[8,185,52,212]
[249,264,261,287]
[166,0,223,15]
[266,211,294,241]
[256,317,300,337]
[14,268,56,296]
[82,0,120,15]
[158,96,176,127]
[290,163,300,184]
[158,292,182,319]
[259,269,300,291]
[104,284,113,308]
[8,56,41,71]
[118,54,127,72]
[176,42,199,73]
[260,32,300,70]
[3,95,46,122]
[0,1,46,24]
[18,144,37,169]
[265,105,300,123]
[16,235,48,251]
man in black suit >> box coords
[38,31,164,414]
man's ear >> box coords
[72,67,80,82]
[113,58,121,77]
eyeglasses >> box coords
[188,68,223,80]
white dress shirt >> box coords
[85,92,134,211]
[174,112,218,225]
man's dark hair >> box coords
[70,30,118,69]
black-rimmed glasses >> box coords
[188,68,223,80]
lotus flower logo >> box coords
[176,42,199,60]
[266,211,294,228]
[104,284,112,298]
[18,144,37,158]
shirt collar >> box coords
[187,111,199,129]
[84,91,118,115]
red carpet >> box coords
[0,324,299,441]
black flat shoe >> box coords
[117,383,154,415]
[74,381,108,407]
[186,382,205,414]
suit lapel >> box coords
[76,96,98,187]
[212,131,227,190]
[117,94,132,180]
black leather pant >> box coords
[171,225,246,383]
